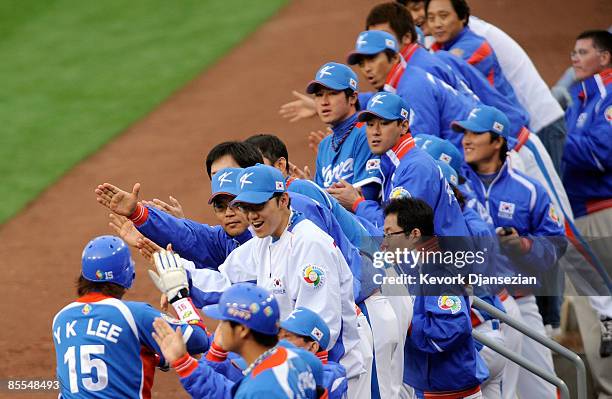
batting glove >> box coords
[149,249,189,303]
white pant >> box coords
[500,295,522,399]
[363,293,402,399]
[476,321,506,399]
[381,266,414,399]
[346,311,373,399]
[515,295,557,399]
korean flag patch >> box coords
[366,158,380,171]
[498,201,515,219]
[275,181,284,190]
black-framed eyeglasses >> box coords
[212,199,233,213]
[383,230,407,239]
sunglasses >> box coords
[383,230,407,239]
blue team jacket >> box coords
[405,294,489,392]
[436,50,530,137]
[462,162,567,276]
[354,134,470,237]
[180,345,317,399]
[562,68,612,218]
[432,27,519,107]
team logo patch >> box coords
[498,201,516,220]
[302,265,325,289]
[366,158,380,171]
[275,181,284,190]
[450,48,464,57]
[263,306,274,317]
[606,106,612,123]
[439,152,452,164]
[438,295,462,314]
[95,270,104,280]
[311,327,324,342]
[249,303,260,314]
[390,186,410,199]
[82,304,92,315]
[548,204,562,226]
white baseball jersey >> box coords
[186,211,364,379]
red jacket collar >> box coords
[77,292,114,303]
[390,133,415,160]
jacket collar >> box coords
[573,67,612,102]
[384,133,415,167]
[77,292,113,303]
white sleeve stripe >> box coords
[594,74,607,99]
[591,151,605,172]
[352,177,382,188]
[507,168,537,212]
[182,326,194,343]
[98,298,139,339]
[430,339,444,352]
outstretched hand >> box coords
[279,90,317,122]
[95,183,140,217]
[288,162,313,181]
[152,317,187,364]
[143,196,185,219]
[108,213,143,247]
[308,128,331,154]
[137,237,163,263]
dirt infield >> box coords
[1,0,609,397]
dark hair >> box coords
[396,0,424,5]
[488,133,509,163]
[76,275,126,299]
[425,0,470,26]
[384,197,434,236]
[577,30,612,57]
[366,2,417,45]
[311,86,360,111]
[245,134,290,173]
[205,141,264,178]
[228,320,279,347]
[272,192,291,208]
[450,184,465,209]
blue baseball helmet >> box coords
[81,235,135,289]
[203,282,280,335]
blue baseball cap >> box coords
[202,283,280,335]
[347,30,399,65]
[306,62,358,94]
[452,106,510,139]
[357,92,410,122]
[208,167,243,204]
[280,307,331,350]
[232,164,286,205]
[436,160,459,187]
[414,134,463,176]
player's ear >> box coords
[310,341,320,354]
[274,157,288,175]
[279,192,290,208]
[400,119,410,134]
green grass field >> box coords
[0,0,287,224]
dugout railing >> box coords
[471,297,587,399]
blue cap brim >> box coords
[208,191,238,204]
[347,50,378,65]
[280,319,307,336]
[232,191,274,205]
[306,79,348,94]
[202,304,226,321]
[357,109,400,122]
[451,120,490,134]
